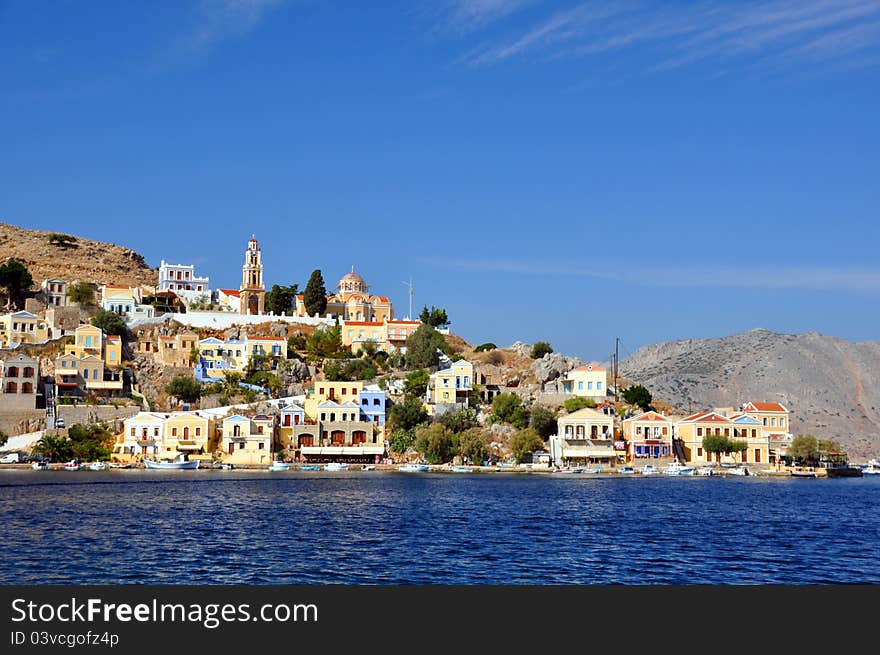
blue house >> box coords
[358,384,386,426]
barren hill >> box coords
[620,328,880,459]
[0,222,156,288]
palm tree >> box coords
[32,433,73,462]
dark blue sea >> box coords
[2,470,878,584]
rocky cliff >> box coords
[620,328,880,458]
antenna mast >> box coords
[614,336,620,402]
[401,278,414,320]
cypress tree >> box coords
[303,269,328,316]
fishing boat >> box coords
[790,466,817,478]
[324,462,350,472]
[861,459,880,475]
[268,461,290,471]
[663,461,695,476]
[31,461,48,471]
[641,464,660,476]
[361,464,376,471]
[696,467,714,476]
[617,466,635,474]
[451,466,473,473]
[88,461,107,471]
[398,463,430,473]
[63,460,84,471]
[726,466,750,476]
[144,455,199,470]
[298,464,319,471]
[553,467,584,474]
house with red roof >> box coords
[622,410,674,460]
[561,363,608,401]
[741,401,792,463]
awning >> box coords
[176,444,203,451]
[300,446,385,455]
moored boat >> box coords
[88,461,107,471]
[641,464,660,476]
[451,466,473,473]
[324,462,349,472]
[726,466,750,476]
[663,461,695,476]
[695,467,714,476]
[298,464,318,471]
[31,461,48,470]
[790,466,817,478]
[268,461,290,471]
[361,464,376,471]
[398,463,430,473]
[144,455,199,470]
[63,460,84,471]
[617,466,635,474]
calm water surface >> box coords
[1,471,878,584]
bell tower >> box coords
[239,235,265,315]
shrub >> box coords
[492,393,529,428]
[564,397,596,413]
[474,343,497,352]
[510,428,545,464]
[530,341,553,359]
[529,406,558,439]
[414,423,456,464]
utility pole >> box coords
[401,278,414,320]
[614,336,620,403]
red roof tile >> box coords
[219,289,240,297]
[744,401,788,413]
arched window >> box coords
[22,382,33,393]
[5,382,17,393]
[233,425,241,437]
[23,367,34,378]
[6,366,18,378]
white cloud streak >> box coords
[458,0,880,72]
[184,0,285,52]
[435,0,543,33]
[423,257,880,292]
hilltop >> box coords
[620,328,880,459]
[0,222,156,289]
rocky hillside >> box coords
[620,328,880,459]
[0,222,156,288]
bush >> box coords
[529,406,558,439]
[404,369,430,398]
[91,309,128,338]
[458,429,487,463]
[622,385,652,412]
[288,334,308,352]
[564,397,596,413]
[474,343,497,352]
[492,393,529,428]
[510,428,545,464]
[389,429,416,454]
[388,395,428,433]
[414,423,456,464]
[530,341,553,359]
[68,281,95,306]
[165,376,202,404]
[439,407,478,434]
[404,325,448,370]
[47,233,77,247]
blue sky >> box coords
[2,0,879,361]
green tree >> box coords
[564,396,596,412]
[474,343,497,352]
[345,358,377,381]
[68,281,95,306]
[303,270,328,316]
[789,434,819,464]
[306,324,343,360]
[492,393,528,428]
[0,259,33,310]
[404,324,447,370]
[510,428,545,464]
[458,428,486,463]
[414,423,456,464]
[90,309,128,337]
[67,423,114,461]
[165,376,202,404]
[404,369,430,398]
[818,438,843,453]
[323,361,349,381]
[32,433,74,462]
[288,333,308,353]
[439,406,478,434]
[388,395,429,433]
[702,433,729,458]
[419,305,450,328]
[0,429,8,448]
[529,406,558,439]
[530,341,553,359]
[389,429,416,454]
[265,284,298,315]
[48,233,77,247]
[622,384,652,412]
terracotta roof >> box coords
[376,296,390,302]
[626,411,670,422]
[159,336,174,341]
[387,320,420,325]
[219,289,241,297]
[343,321,384,327]
[104,285,131,290]
[744,401,788,413]
[106,336,121,341]
[247,336,284,341]
[571,364,606,373]
[680,411,731,423]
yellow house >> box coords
[163,412,212,456]
[341,321,386,353]
[0,311,50,348]
[550,407,616,466]
[116,412,167,459]
[155,331,198,368]
[562,364,607,401]
[56,325,124,396]
[622,411,673,460]
[245,336,287,359]
[307,381,365,419]
[219,414,273,464]
[197,337,248,379]
[742,401,791,445]
[674,411,768,465]
[426,360,473,407]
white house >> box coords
[158,260,210,295]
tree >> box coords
[306,324,343,360]
[530,341,553,359]
[0,429,8,448]
[622,385,653,412]
[510,428,545,464]
[404,369,430,398]
[68,281,95,306]
[789,434,819,464]
[0,259,33,310]
[564,396,596,413]
[419,305,450,328]
[303,270,327,316]
[414,423,456,464]
[288,333,308,353]
[474,343,497,352]
[529,406,558,439]
[67,423,114,461]
[404,324,447,370]
[458,429,486,463]
[818,438,843,453]
[165,376,202,404]
[47,233,77,248]
[491,393,529,429]
[91,309,128,337]
[702,434,729,458]
[32,433,74,462]
[388,395,428,433]
[265,284,298,315]
[389,429,416,454]
[439,406,478,434]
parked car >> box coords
[0,452,21,464]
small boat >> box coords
[361,464,376,471]
[588,465,603,475]
[398,463,430,473]
[31,461,49,470]
[324,462,349,472]
[641,464,660,476]
[617,466,635,474]
[663,461,695,476]
[861,461,880,475]
[268,461,290,471]
[726,466,750,476]
[451,466,473,473]
[88,461,107,471]
[144,455,200,470]
[219,463,235,470]
[791,467,817,478]
[298,464,319,471]
[553,467,584,474]
[696,467,714,476]
[63,460,84,471]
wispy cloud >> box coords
[456,0,880,73]
[428,0,543,34]
[183,0,285,53]
[422,257,880,292]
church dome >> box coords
[341,270,365,284]
[338,268,367,295]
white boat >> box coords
[398,463,430,473]
[641,464,660,476]
[88,461,107,471]
[617,466,635,474]
[63,460,84,471]
[361,465,376,471]
[144,455,199,470]
[31,461,48,471]
[268,461,290,471]
[696,467,714,476]
[451,466,473,473]
[861,460,880,475]
[726,466,750,476]
[663,461,695,476]
[324,462,349,472]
